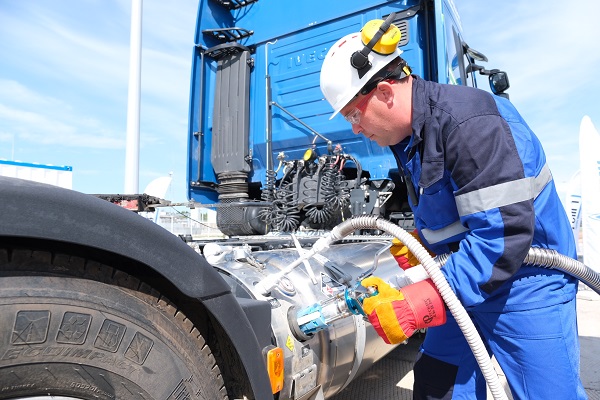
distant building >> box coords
[0,159,73,189]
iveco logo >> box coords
[287,47,328,68]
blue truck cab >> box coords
[187,0,507,238]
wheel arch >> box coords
[0,176,273,399]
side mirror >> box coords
[489,70,510,97]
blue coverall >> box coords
[390,76,586,399]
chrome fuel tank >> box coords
[203,241,406,399]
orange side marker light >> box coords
[266,346,284,394]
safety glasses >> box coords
[343,90,376,125]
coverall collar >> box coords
[409,75,426,151]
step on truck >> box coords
[0,0,508,399]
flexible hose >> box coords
[406,245,600,297]
[524,247,600,294]
[323,215,510,399]
[317,215,600,399]
[402,249,600,297]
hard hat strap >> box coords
[350,12,397,79]
[359,57,412,95]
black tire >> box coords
[0,248,228,399]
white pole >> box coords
[125,0,143,193]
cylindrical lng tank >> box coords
[205,241,406,399]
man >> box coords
[320,21,586,399]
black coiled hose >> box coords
[320,161,339,211]
[261,169,277,203]
[273,182,300,231]
[305,204,333,225]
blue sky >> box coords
[458,1,600,201]
[1,1,598,203]
[0,0,197,201]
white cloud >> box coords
[457,0,600,99]
[0,103,124,149]
[0,5,129,94]
[0,80,124,149]
[142,48,192,106]
[0,79,68,109]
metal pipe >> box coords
[270,101,332,145]
[265,40,277,173]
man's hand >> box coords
[361,276,446,344]
[390,230,433,270]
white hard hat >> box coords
[320,31,403,119]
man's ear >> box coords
[377,81,395,105]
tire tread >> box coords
[0,246,229,399]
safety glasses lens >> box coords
[344,108,361,125]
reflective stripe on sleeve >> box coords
[455,164,552,217]
[421,220,469,244]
